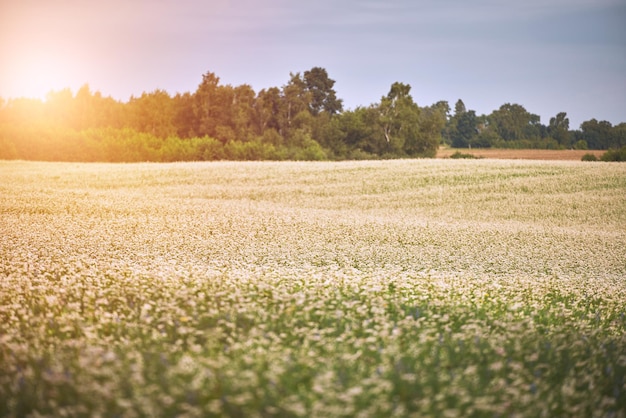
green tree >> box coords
[448,100,478,148]
[127,89,177,138]
[488,103,539,142]
[172,92,195,138]
[281,72,312,133]
[377,82,420,155]
[73,84,103,130]
[454,99,466,115]
[335,106,380,157]
[408,102,447,156]
[192,71,233,141]
[613,123,626,148]
[303,67,343,115]
[455,110,479,148]
[253,87,281,137]
[230,84,256,142]
[311,112,346,158]
[548,112,570,147]
[433,100,452,146]
[474,119,500,148]
[581,119,613,149]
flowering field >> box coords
[1,159,625,417]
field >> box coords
[436,148,604,160]
[1,159,625,417]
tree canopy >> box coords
[0,68,623,162]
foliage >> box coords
[600,146,626,162]
[1,160,625,417]
[449,151,482,159]
[0,70,439,161]
[303,67,343,115]
[490,137,562,150]
[444,104,623,151]
[581,120,626,150]
[447,100,477,148]
[489,103,542,142]
[581,153,598,161]
[0,123,334,162]
[548,112,570,147]
[0,70,624,161]
[573,139,588,150]
[377,82,435,157]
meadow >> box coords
[1,159,625,417]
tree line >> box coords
[446,100,626,151]
[1,67,624,162]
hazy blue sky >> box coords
[1,0,625,128]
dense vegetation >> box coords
[1,68,625,162]
[1,160,625,416]
[599,146,626,162]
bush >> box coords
[224,139,281,161]
[347,148,376,160]
[449,151,482,159]
[193,136,225,161]
[581,153,598,162]
[573,140,588,150]
[493,138,562,150]
[600,146,626,162]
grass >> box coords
[1,159,625,417]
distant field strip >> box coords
[1,160,625,417]
[436,148,605,160]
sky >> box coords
[1,0,625,129]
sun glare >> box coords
[4,47,81,100]
[0,1,90,101]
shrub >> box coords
[573,139,588,150]
[347,148,376,160]
[600,146,626,162]
[449,151,482,159]
[581,153,598,161]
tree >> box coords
[448,100,478,148]
[474,116,500,148]
[172,92,195,138]
[455,110,479,148]
[253,87,281,136]
[454,99,466,116]
[488,103,539,142]
[524,113,544,140]
[433,100,451,120]
[336,106,381,156]
[303,67,343,115]
[613,123,626,148]
[280,73,312,135]
[548,112,570,147]
[73,84,98,130]
[311,112,346,158]
[409,102,447,156]
[192,71,233,141]
[581,119,613,149]
[231,84,256,141]
[127,89,177,138]
[377,82,420,155]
